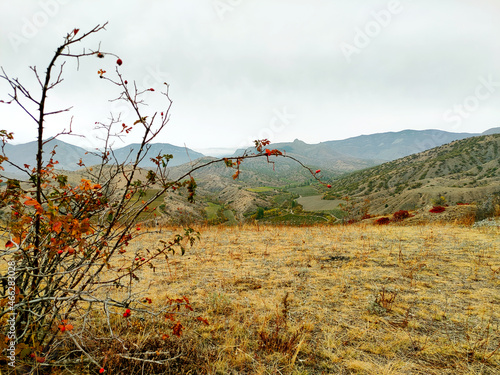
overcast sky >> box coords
[1,0,500,155]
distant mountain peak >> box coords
[482,127,500,135]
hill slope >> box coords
[324,134,500,215]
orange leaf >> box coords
[172,322,183,337]
[24,198,38,206]
[5,240,15,248]
[52,222,63,234]
[165,313,175,321]
[196,316,210,325]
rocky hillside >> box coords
[324,134,500,215]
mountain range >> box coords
[1,140,204,175]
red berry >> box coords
[99,368,105,374]
[327,184,332,188]
[315,169,321,174]
[135,257,139,261]
[58,250,63,254]
[141,257,145,261]
[117,58,123,66]
[124,80,128,84]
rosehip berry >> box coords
[141,257,145,261]
[116,58,123,66]
[315,169,321,174]
[97,52,104,58]
[327,184,332,188]
[58,250,63,254]
[99,368,105,374]
[124,80,128,84]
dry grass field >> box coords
[76,222,500,375]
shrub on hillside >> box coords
[429,206,446,213]
[375,217,390,225]
[431,195,447,206]
[475,193,500,221]
[392,210,411,221]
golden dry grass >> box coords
[104,222,500,374]
[5,223,498,374]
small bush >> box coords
[393,210,411,221]
[431,195,447,206]
[429,206,446,213]
[375,217,390,225]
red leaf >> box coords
[5,240,15,248]
[73,28,79,35]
